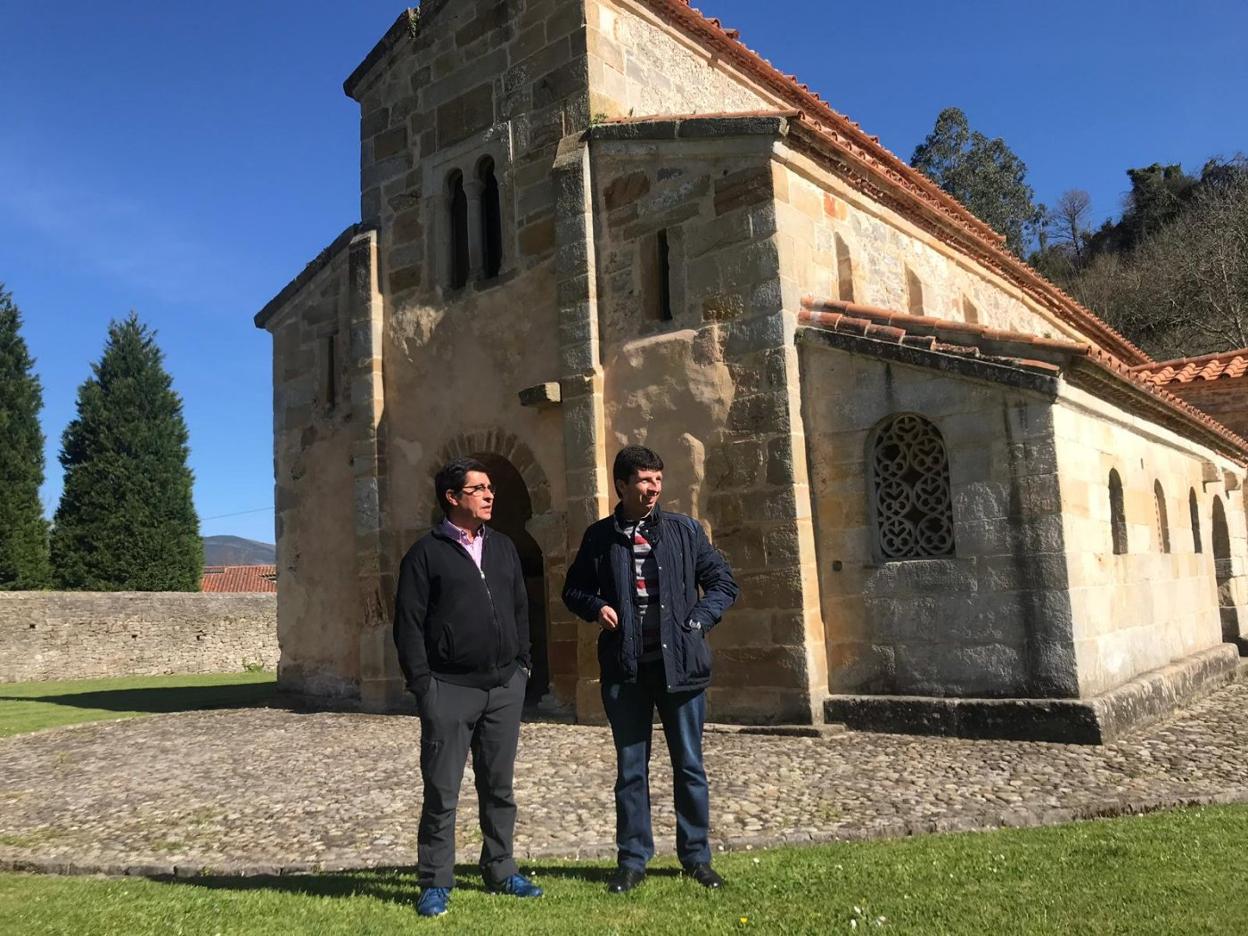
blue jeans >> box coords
[601,660,710,870]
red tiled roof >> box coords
[200,565,277,593]
[1131,349,1248,386]
[799,297,1248,462]
[636,0,1151,366]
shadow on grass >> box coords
[156,863,681,906]
[0,682,279,715]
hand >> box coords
[598,605,619,631]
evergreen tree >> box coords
[51,314,202,590]
[911,107,1044,257]
[0,285,51,589]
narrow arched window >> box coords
[870,413,955,560]
[962,295,979,325]
[835,233,855,302]
[478,156,502,280]
[906,267,924,316]
[1190,488,1202,554]
[1109,469,1127,555]
[1213,496,1231,560]
[1154,481,1170,553]
[448,170,469,289]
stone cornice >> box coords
[800,297,1248,464]
[343,8,421,101]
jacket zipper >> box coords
[477,539,504,675]
[449,532,504,678]
[479,567,503,668]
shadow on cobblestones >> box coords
[0,681,278,715]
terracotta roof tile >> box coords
[201,565,277,594]
[1132,349,1248,386]
[798,297,1248,461]
[638,0,1151,366]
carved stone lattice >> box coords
[872,414,955,559]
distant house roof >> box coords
[1132,350,1248,386]
[200,565,277,593]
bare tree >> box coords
[1047,190,1092,260]
[1069,161,1248,358]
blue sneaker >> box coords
[416,886,451,917]
[489,873,543,898]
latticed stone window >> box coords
[870,414,956,560]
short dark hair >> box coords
[613,445,664,485]
[434,457,488,515]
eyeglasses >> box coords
[459,484,495,496]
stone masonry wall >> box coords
[799,334,1080,699]
[588,118,828,723]
[268,236,361,703]
[1051,381,1242,696]
[585,0,774,119]
[343,1,591,711]
[350,0,593,308]
[0,592,277,683]
[772,145,1090,343]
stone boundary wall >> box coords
[0,593,277,683]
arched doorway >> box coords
[1211,495,1240,647]
[471,452,550,705]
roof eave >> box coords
[254,223,372,331]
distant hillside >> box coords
[203,536,276,566]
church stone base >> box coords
[823,645,1241,744]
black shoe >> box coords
[684,863,724,889]
[606,867,646,893]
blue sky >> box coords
[2,0,1245,544]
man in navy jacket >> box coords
[394,457,542,917]
[563,445,739,893]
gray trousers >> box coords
[417,667,525,888]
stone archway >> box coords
[1211,495,1241,648]
[430,430,566,709]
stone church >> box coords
[255,0,1248,742]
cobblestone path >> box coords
[3,682,1247,876]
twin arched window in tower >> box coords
[446,156,503,290]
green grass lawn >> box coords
[0,671,277,738]
[3,805,1247,935]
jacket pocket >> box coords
[680,619,711,682]
[435,624,465,669]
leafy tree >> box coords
[911,107,1045,256]
[1067,157,1248,358]
[51,314,202,590]
[0,286,51,589]
[1083,163,1198,258]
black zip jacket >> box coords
[562,504,739,690]
[393,524,530,696]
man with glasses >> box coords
[394,456,542,918]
